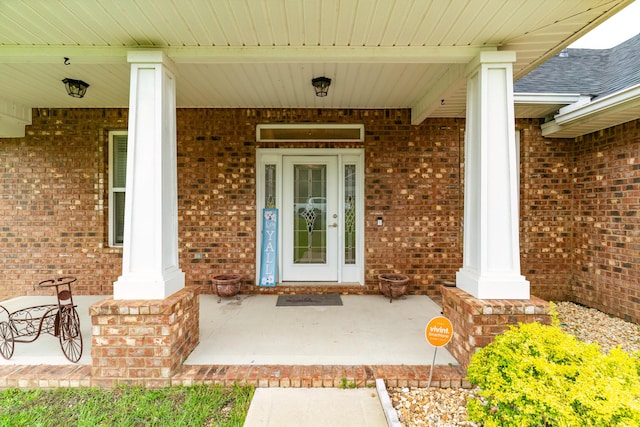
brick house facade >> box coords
[2,108,638,323]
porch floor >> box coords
[0,294,468,388]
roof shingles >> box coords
[515,33,640,99]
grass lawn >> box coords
[0,384,254,427]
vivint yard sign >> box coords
[425,316,453,387]
[426,316,453,347]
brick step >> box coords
[0,364,470,390]
[0,365,92,389]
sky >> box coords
[570,0,640,49]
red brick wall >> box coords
[0,109,127,297]
[1,108,639,324]
[518,120,574,301]
[177,109,463,297]
[572,120,640,323]
[0,108,464,299]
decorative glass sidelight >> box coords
[344,164,356,264]
[293,164,327,264]
[264,164,276,208]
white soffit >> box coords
[0,99,32,137]
[0,0,633,128]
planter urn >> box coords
[212,274,243,303]
[378,273,410,303]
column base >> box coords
[441,285,550,369]
[114,268,185,300]
[456,268,530,300]
[89,286,199,387]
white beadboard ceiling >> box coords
[0,0,633,127]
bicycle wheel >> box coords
[58,306,82,362]
[0,321,14,359]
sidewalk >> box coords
[244,381,399,427]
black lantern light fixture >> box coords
[62,78,90,98]
[311,77,331,97]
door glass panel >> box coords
[344,164,356,264]
[293,164,327,264]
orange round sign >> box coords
[425,316,453,347]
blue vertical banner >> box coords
[260,208,278,286]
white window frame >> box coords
[108,130,128,247]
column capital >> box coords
[127,50,176,72]
[466,51,516,75]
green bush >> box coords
[466,321,640,427]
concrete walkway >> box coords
[244,387,391,427]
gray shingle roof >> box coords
[515,33,640,99]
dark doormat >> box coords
[276,293,343,306]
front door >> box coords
[282,156,338,281]
[256,148,364,285]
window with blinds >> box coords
[109,131,128,246]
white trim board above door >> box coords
[256,148,365,286]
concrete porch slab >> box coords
[187,294,458,366]
[0,294,457,367]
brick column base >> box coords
[89,286,200,387]
[441,285,550,369]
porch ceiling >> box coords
[0,0,632,131]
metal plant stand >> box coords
[0,277,83,362]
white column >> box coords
[114,50,185,300]
[456,51,530,300]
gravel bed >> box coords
[388,301,640,427]
[554,301,640,353]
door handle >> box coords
[329,223,338,228]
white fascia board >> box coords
[554,83,640,125]
[513,93,582,105]
[541,84,640,137]
[0,45,496,65]
[0,46,128,64]
[168,45,496,64]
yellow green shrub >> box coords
[466,322,640,427]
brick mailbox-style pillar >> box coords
[89,287,199,387]
[441,286,551,369]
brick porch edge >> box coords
[0,364,469,390]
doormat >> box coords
[276,293,343,306]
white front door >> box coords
[282,156,339,281]
[256,148,364,285]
